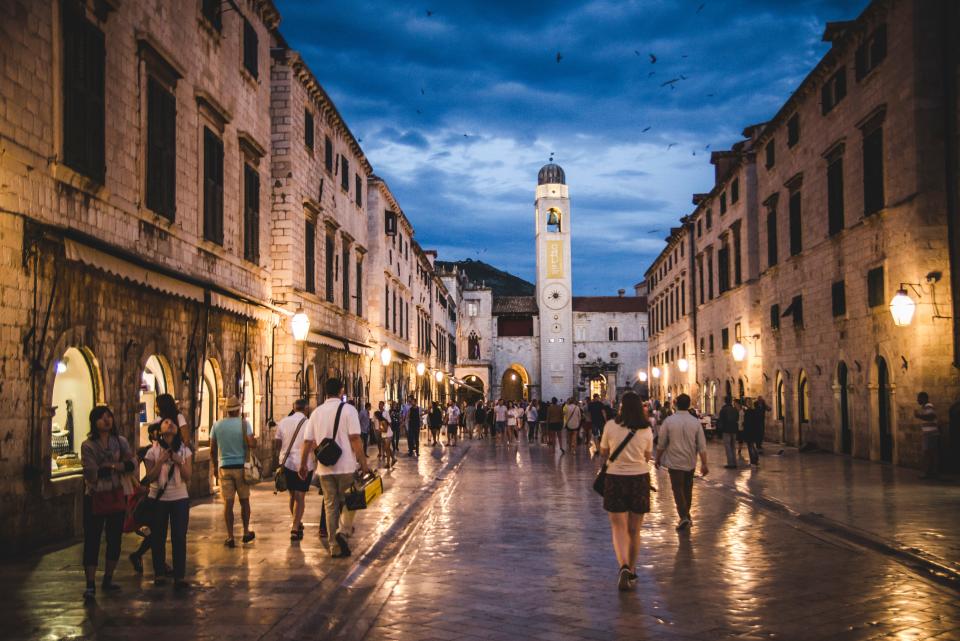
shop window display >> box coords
[138,354,172,447]
[50,347,102,477]
[197,359,220,446]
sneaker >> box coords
[617,567,633,591]
[241,531,256,544]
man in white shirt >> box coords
[274,399,312,541]
[446,401,462,446]
[299,379,369,558]
[655,394,709,532]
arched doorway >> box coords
[458,375,485,405]
[708,380,718,415]
[197,359,220,446]
[838,362,851,455]
[50,347,103,477]
[501,369,525,401]
[139,354,173,447]
[589,373,607,400]
[797,370,810,445]
[877,357,893,463]
[775,371,786,443]
[738,378,745,401]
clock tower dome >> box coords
[535,163,574,402]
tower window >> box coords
[546,207,562,233]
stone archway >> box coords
[500,363,529,401]
[458,375,485,405]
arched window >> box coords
[51,347,103,477]
[775,372,785,420]
[198,359,221,445]
[468,332,480,359]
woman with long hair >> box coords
[597,391,654,591]
[80,405,136,601]
[155,393,191,447]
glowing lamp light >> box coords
[55,360,68,374]
[638,371,648,383]
[890,289,916,327]
[416,362,426,376]
[380,347,393,367]
[435,370,444,383]
[651,366,661,379]
[291,308,310,342]
[677,358,689,373]
[731,342,747,362]
[510,373,517,381]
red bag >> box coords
[122,489,148,533]
[91,487,126,516]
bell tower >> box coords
[535,163,574,402]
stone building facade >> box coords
[646,0,960,469]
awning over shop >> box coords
[209,292,274,324]
[307,332,348,350]
[65,239,204,302]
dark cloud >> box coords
[276,0,869,294]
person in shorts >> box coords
[210,396,256,547]
[493,399,508,445]
[598,391,654,591]
[546,398,564,453]
[446,400,461,446]
[275,399,313,541]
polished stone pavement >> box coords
[2,437,958,641]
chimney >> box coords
[618,289,625,297]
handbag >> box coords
[132,462,173,526]
[314,402,346,467]
[244,452,263,485]
[344,471,384,511]
[274,417,308,493]
[592,429,638,496]
[92,486,127,515]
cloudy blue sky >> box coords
[276,0,868,294]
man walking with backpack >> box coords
[299,379,369,558]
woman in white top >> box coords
[598,391,654,591]
[506,402,521,442]
[143,418,192,590]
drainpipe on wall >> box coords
[942,0,960,369]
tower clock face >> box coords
[542,283,569,310]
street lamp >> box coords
[889,289,916,326]
[435,370,444,383]
[638,371,648,383]
[416,362,426,376]
[380,346,393,367]
[651,366,661,379]
[731,342,747,362]
[291,307,310,397]
[677,358,689,373]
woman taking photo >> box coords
[597,391,653,591]
[143,418,192,590]
[81,405,136,601]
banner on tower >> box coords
[546,240,564,279]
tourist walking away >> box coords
[734,399,746,460]
[753,396,770,451]
[742,399,763,467]
[546,398,564,452]
[210,396,257,547]
[300,378,370,557]
[526,401,539,442]
[446,400,461,446]
[143,418,192,589]
[917,392,939,479]
[81,405,136,601]
[390,401,402,454]
[598,391,654,591]
[406,395,421,456]
[475,401,487,440]
[564,397,583,453]
[656,394,709,531]
[275,399,312,540]
[375,410,396,467]
[493,400,508,445]
[717,397,739,468]
[428,401,443,445]
[588,394,606,444]
[465,400,476,440]
[359,402,372,456]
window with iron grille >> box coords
[201,0,222,30]
[831,280,846,317]
[146,77,176,220]
[326,235,335,303]
[827,154,845,236]
[61,2,105,184]
[855,24,887,81]
[243,163,259,263]
[770,304,780,330]
[242,17,258,78]
[304,221,315,293]
[821,68,846,114]
[867,266,884,308]
[202,127,224,244]
[304,109,314,152]
[787,113,800,147]
[863,126,884,215]
[789,190,802,256]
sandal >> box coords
[242,531,256,543]
[224,537,236,548]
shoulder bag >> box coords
[592,429,638,496]
[242,420,263,485]
[274,417,308,493]
[315,402,346,467]
[132,460,174,526]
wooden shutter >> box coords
[863,127,884,215]
[243,164,259,263]
[146,77,176,219]
[243,18,258,78]
[203,128,224,244]
[832,281,846,317]
[62,2,105,183]
[304,222,315,293]
[789,191,802,255]
[827,156,844,235]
